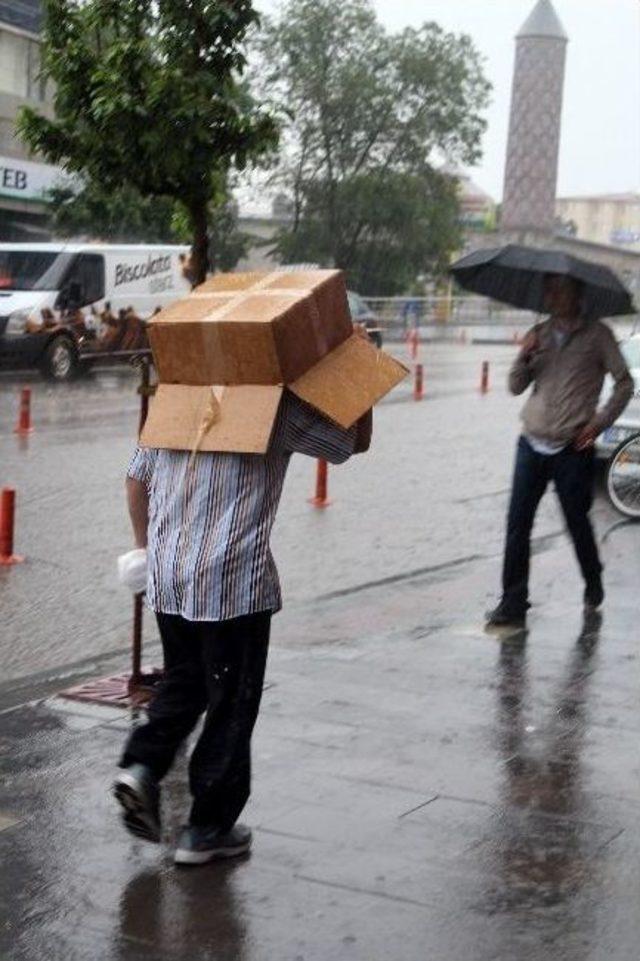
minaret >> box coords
[501,0,568,233]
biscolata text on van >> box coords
[115,255,172,288]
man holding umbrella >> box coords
[451,246,635,628]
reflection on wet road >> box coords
[1,346,639,960]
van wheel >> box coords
[41,336,78,381]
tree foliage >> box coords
[47,176,250,272]
[257,0,491,294]
[276,168,461,296]
[47,181,176,243]
[18,0,277,283]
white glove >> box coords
[117,548,148,594]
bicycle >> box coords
[606,432,640,518]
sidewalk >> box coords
[2,525,639,961]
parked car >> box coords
[347,290,383,348]
[596,332,640,459]
[0,243,191,380]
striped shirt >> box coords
[127,390,358,622]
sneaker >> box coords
[485,604,527,629]
[113,763,161,844]
[174,823,252,866]
[584,579,604,612]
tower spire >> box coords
[517,0,568,42]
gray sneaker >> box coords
[174,823,252,866]
[113,763,161,844]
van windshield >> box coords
[0,251,74,292]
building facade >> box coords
[556,193,640,253]
[0,0,59,239]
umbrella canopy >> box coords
[450,245,636,319]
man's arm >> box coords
[575,325,634,450]
[279,392,370,464]
[355,409,373,454]
[125,446,156,547]
[282,323,375,460]
[126,476,149,549]
[508,326,542,395]
[594,325,634,430]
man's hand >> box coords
[574,422,600,451]
[117,548,148,594]
[354,323,370,341]
[520,330,539,358]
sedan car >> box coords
[596,332,640,459]
[347,290,383,348]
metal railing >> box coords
[361,295,639,343]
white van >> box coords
[0,243,191,379]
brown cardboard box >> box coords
[141,384,284,454]
[148,270,353,386]
[141,269,407,453]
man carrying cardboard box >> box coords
[113,270,406,866]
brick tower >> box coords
[501,0,568,232]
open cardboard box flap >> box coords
[140,385,284,454]
[290,334,408,429]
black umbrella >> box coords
[450,244,636,319]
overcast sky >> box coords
[257,0,640,201]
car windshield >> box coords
[347,291,367,318]
[622,338,640,370]
[0,251,74,292]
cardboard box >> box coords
[141,385,284,454]
[141,269,407,454]
[148,270,353,386]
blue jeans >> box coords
[501,436,602,615]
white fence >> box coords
[362,295,639,344]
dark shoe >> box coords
[174,823,252,866]
[485,604,527,629]
[113,763,161,844]
[584,578,604,612]
[578,609,602,650]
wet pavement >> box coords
[1,345,639,959]
[0,343,617,680]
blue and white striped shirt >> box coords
[127,391,358,622]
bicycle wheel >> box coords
[606,434,640,518]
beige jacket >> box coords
[509,318,634,444]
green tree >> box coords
[172,192,250,274]
[47,181,177,243]
[276,168,461,296]
[18,0,277,284]
[257,0,490,293]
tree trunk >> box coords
[189,201,209,287]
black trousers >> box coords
[121,610,271,829]
[501,436,602,615]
